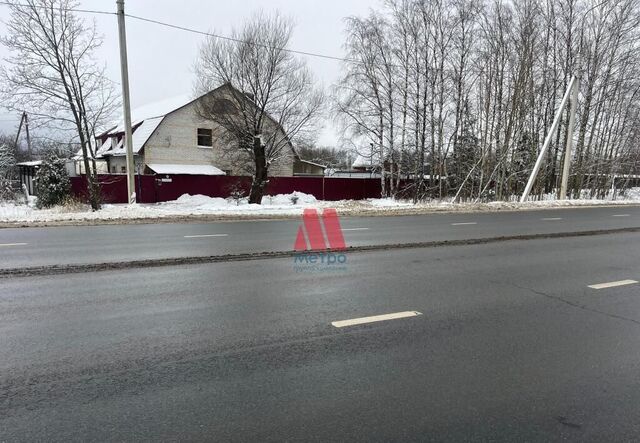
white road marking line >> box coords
[451,222,477,226]
[331,311,422,328]
[588,280,638,290]
[542,217,563,221]
[612,214,630,217]
[341,227,370,231]
[183,234,229,238]
[0,242,28,247]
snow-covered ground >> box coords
[0,192,322,223]
[1,189,639,225]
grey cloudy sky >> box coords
[0,0,376,145]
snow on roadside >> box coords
[0,189,639,224]
[365,198,415,208]
[625,187,640,200]
[0,191,324,223]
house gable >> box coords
[142,86,296,176]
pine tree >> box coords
[0,144,15,177]
[512,131,536,195]
[35,153,70,208]
[0,144,17,201]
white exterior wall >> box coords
[143,98,295,177]
[107,156,144,174]
[75,159,108,175]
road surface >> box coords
[0,205,638,269]
[1,229,640,441]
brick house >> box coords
[91,83,324,177]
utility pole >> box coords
[13,113,24,150]
[520,76,577,202]
[13,112,33,159]
[23,112,32,159]
[116,0,136,204]
[559,78,579,200]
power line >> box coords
[0,1,358,64]
[124,13,358,64]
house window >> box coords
[111,166,116,173]
[197,128,213,147]
[121,166,126,173]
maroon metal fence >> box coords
[70,174,390,204]
[70,175,157,204]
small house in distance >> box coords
[328,152,381,179]
[16,160,41,196]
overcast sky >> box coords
[0,0,376,146]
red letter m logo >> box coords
[294,208,346,251]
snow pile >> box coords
[263,191,317,205]
[173,194,229,207]
[168,191,317,208]
[152,192,318,216]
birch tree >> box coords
[336,0,640,201]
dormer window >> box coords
[197,128,213,147]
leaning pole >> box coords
[520,76,578,203]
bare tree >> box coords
[0,0,118,210]
[336,13,396,197]
[194,12,324,204]
[337,0,640,202]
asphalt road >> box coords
[1,232,640,441]
[0,205,639,269]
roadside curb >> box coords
[2,226,639,278]
[0,203,639,229]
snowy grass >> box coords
[1,189,639,225]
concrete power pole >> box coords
[14,112,32,158]
[116,0,136,204]
[23,112,32,159]
[520,76,577,203]
[559,78,579,200]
